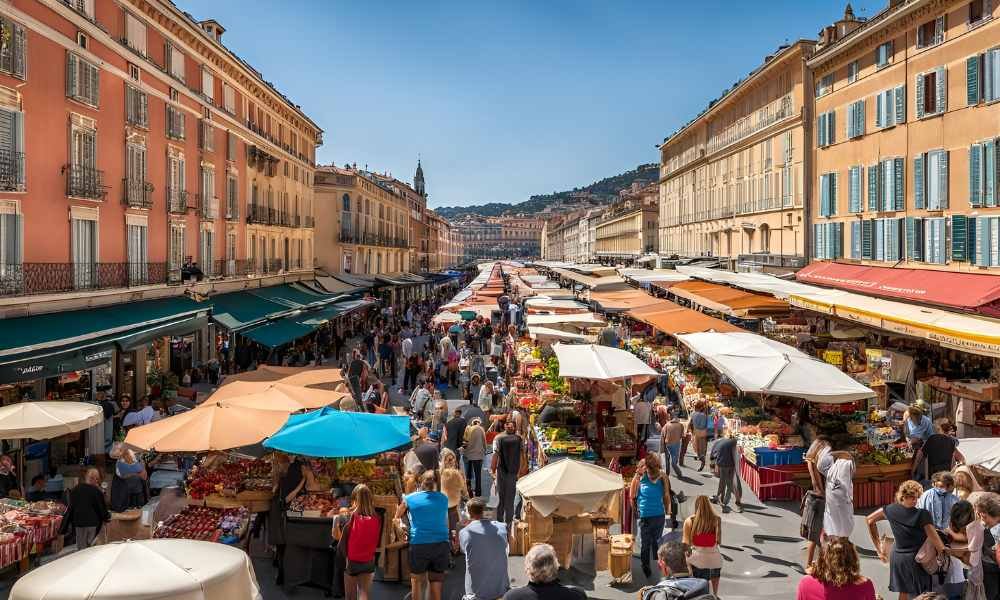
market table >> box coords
[740,456,912,508]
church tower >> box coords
[414,159,426,197]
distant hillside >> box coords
[434,163,658,220]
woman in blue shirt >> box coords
[904,405,933,480]
[629,454,672,580]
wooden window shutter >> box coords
[12,22,25,79]
[935,67,947,113]
[971,143,984,206]
[894,86,906,124]
[969,55,982,105]
[937,150,949,209]
[66,53,77,97]
[952,214,968,261]
[914,153,925,209]
[934,16,945,45]
[894,157,905,211]
[916,73,926,117]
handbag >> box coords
[879,534,894,563]
[915,530,951,578]
[336,514,354,557]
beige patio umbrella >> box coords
[125,401,289,452]
[516,459,623,517]
[10,538,261,600]
[0,401,103,440]
[220,366,345,390]
[207,381,348,410]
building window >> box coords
[906,216,946,264]
[126,218,148,283]
[165,42,185,82]
[124,12,147,56]
[917,16,946,48]
[0,203,21,283]
[66,0,95,20]
[124,142,148,207]
[226,230,237,275]
[972,216,1000,266]
[125,85,148,128]
[200,227,214,276]
[813,222,842,259]
[848,165,863,213]
[875,41,894,69]
[817,111,835,147]
[0,107,25,191]
[846,99,865,138]
[917,67,946,117]
[68,121,99,199]
[201,68,214,102]
[66,52,99,107]
[867,158,905,212]
[816,73,833,97]
[70,212,97,289]
[0,18,27,80]
[870,217,904,261]
[226,175,238,220]
[819,172,838,217]
[969,139,998,207]
[969,0,991,25]
[199,120,214,152]
[200,167,216,219]
[166,105,185,140]
[847,60,859,83]
[875,86,906,127]
[966,48,1000,105]
[167,155,185,213]
[914,149,949,210]
[223,84,236,115]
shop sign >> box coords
[929,332,1000,358]
[789,295,834,315]
[833,306,882,328]
[83,349,113,363]
[822,350,843,366]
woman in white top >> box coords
[477,381,495,413]
[822,436,855,539]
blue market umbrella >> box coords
[263,407,412,458]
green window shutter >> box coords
[820,174,829,216]
[895,85,906,124]
[828,111,835,145]
[830,172,838,215]
[894,157,905,211]
[914,154,925,209]
[66,53,77,98]
[849,166,861,212]
[937,150,949,209]
[916,73,925,118]
[813,223,822,259]
[952,214,968,261]
[862,219,874,259]
[969,216,979,265]
[875,91,884,127]
[935,67,947,114]
[987,141,997,207]
[851,221,861,258]
[868,164,878,211]
[971,143,983,206]
[833,222,843,258]
[968,55,981,106]
[856,100,865,137]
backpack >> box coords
[639,583,720,600]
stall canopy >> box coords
[552,343,658,380]
[551,268,630,291]
[588,289,665,312]
[665,280,789,318]
[524,297,590,314]
[315,276,363,295]
[206,382,347,410]
[676,332,875,403]
[955,438,1000,473]
[238,299,373,349]
[626,301,742,335]
[525,313,606,328]
[618,269,690,286]
[516,459,623,517]
[218,366,345,390]
[0,297,208,384]
[0,401,103,440]
[528,326,595,344]
[795,262,1000,316]
[263,407,411,457]
[125,401,290,452]
[675,265,816,299]
[10,539,262,600]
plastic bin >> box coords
[752,446,805,467]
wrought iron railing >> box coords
[167,188,189,214]
[197,194,218,220]
[0,150,24,191]
[64,164,107,199]
[122,178,154,209]
[213,258,253,278]
[0,262,169,296]
[246,203,275,225]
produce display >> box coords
[154,506,249,543]
[186,457,272,500]
[288,492,338,516]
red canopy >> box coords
[795,262,1000,316]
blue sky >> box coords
[177,1,883,209]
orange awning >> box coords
[627,301,742,335]
[663,280,789,318]
[589,289,666,311]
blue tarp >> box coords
[264,407,411,457]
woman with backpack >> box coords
[866,479,947,599]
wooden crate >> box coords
[509,521,528,556]
[609,534,634,581]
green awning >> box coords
[314,276,362,295]
[208,290,291,331]
[248,283,338,308]
[0,297,209,383]
[239,299,374,349]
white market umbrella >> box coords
[431,311,463,325]
[10,539,261,600]
[955,438,1000,474]
[528,326,594,344]
[552,343,658,380]
[516,459,623,517]
[0,401,102,440]
[676,331,875,404]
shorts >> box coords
[346,559,376,575]
[409,541,450,575]
[691,567,721,580]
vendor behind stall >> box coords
[272,454,309,587]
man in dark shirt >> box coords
[62,468,111,550]
[491,420,523,527]
[346,350,367,402]
[709,430,742,512]
[443,409,467,456]
[415,437,440,473]
[503,543,586,600]
[914,422,964,479]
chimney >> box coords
[198,19,225,43]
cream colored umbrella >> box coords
[125,401,289,453]
[206,381,348,410]
[516,459,623,517]
[10,538,261,600]
[0,401,103,440]
[220,366,345,390]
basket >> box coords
[609,534,634,579]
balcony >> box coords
[64,164,107,200]
[338,231,408,248]
[225,199,239,221]
[736,196,784,216]
[0,150,24,192]
[197,194,218,221]
[303,215,314,228]
[167,188,189,214]
[212,258,252,278]
[0,262,169,297]
[122,178,154,209]
[736,253,807,271]
[246,203,274,225]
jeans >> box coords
[664,443,682,476]
[639,515,666,571]
[496,471,517,527]
[716,465,742,505]
[76,526,98,550]
[465,458,483,498]
[403,367,418,393]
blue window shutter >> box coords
[987,141,997,207]
[937,150,949,209]
[831,172,838,215]
[894,157,905,211]
[971,143,983,206]
[828,111,835,145]
[820,174,829,216]
[817,115,825,147]
[895,85,906,124]
[862,219,874,259]
[969,216,978,265]
[914,154,925,209]
[833,222,843,258]
[952,214,968,261]
[969,55,982,105]
[977,216,988,265]
[845,104,853,139]
[916,73,926,118]
[856,100,865,137]
[813,223,823,259]
[851,221,862,258]
[849,166,860,212]
[936,67,947,114]
[906,217,916,260]
[875,92,884,127]
[868,164,878,211]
